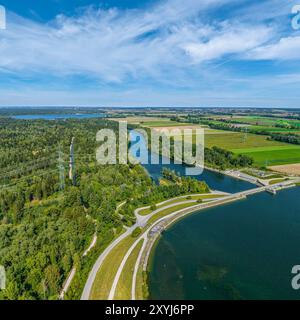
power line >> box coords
[69,137,76,186]
[0,154,58,173]
[0,169,59,191]
[0,158,57,180]
[58,146,65,191]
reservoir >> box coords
[149,189,300,300]
[129,130,300,300]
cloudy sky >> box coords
[0,0,300,107]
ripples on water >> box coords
[149,189,300,300]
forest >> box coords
[118,168,209,219]
[204,147,253,170]
[0,111,255,300]
[0,114,212,300]
[0,116,152,300]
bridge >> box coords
[238,180,298,198]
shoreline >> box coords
[139,194,247,300]
[81,128,299,300]
[139,181,299,300]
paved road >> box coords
[108,234,147,300]
[131,237,147,300]
[81,180,298,300]
[81,225,136,300]
[81,192,225,300]
[83,234,97,257]
[135,192,228,227]
[59,267,76,299]
[109,196,238,300]
[60,232,97,299]
[110,179,300,300]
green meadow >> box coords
[129,116,300,168]
[250,125,300,134]
[141,120,193,127]
[232,145,300,166]
[204,132,286,150]
[233,116,300,128]
[203,132,300,167]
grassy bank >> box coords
[114,239,144,300]
[89,235,137,300]
[138,194,223,216]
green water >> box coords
[149,188,300,300]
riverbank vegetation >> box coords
[129,114,300,168]
[118,169,209,222]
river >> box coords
[129,130,300,300]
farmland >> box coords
[234,146,300,166]
[204,132,285,150]
[141,120,193,127]
[202,133,300,166]
[110,115,300,168]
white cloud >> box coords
[0,0,299,107]
[249,36,300,60]
[0,0,275,83]
[183,25,272,63]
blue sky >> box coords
[0,0,300,107]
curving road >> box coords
[80,192,226,300]
[107,179,300,300]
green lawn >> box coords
[250,125,300,134]
[90,235,136,300]
[237,148,300,166]
[269,178,289,185]
[90,201,203,299]
[233,116,300,128]
[135,265,146,300]
[204,132,286,150]
[114,239,144,300]
[138,194,222,216]
[231,145,300,153]
[201,130,300,166]
[141,121,193,127]
[147,202,199,226]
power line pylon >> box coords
[265,159,269,168]
[69,137,76,186]
[58,146,65,191]
[243,127,248,143]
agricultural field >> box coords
[110,116,195,128]
[232,116,300,128]
[108,116,169,124]
[110,116,300,168]
[204,132,285,150]
[141,120,192,127]
[269,163,300,176]
[201,132,300,167]
[205,115,300,135]
[237,147,300,167]
[250,125,300,134]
